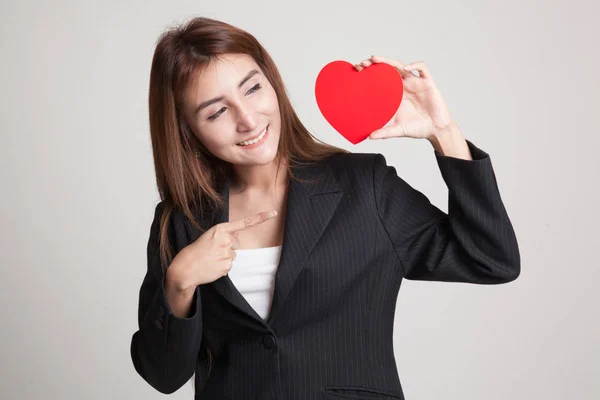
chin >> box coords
[236,150,278,166]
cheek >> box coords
[194,126,229,149]
[206,133,234,149]
[264,88,280,114]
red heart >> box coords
[315,60,403,144]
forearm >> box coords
[132,275,204,394]
[374,139,520,283]
[165,267,196,319]
[131,201,207,394]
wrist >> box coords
[167,250,192,293]
[427,122,472,160]
[428,120,459,142]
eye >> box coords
[208,108,225,121]
[247,83,262,94]
[207,83,262,121]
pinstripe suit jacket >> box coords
[130,139,520,399]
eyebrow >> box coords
[193,69,261,116]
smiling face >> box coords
[182,53,282,166]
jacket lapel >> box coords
[185,159,343,327]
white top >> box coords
[227,245,283,321]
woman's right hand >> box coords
[167,210,279,292]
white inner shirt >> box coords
[227,245,282,321]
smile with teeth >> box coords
[237,126,268,146]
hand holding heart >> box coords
[315,56,458,144]
[359,56,455,141]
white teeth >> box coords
[237,126,267,146]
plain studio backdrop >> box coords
[1,0,598,399]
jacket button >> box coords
[262,334,276,349]
[155,319,163,329]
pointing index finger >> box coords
[221,210,278,233]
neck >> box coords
[230,157,289,195]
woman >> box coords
[130,16,520,399]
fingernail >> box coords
[270,210,278,217]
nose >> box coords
[236,105,259,132]
[237,113,258,132]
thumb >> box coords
[369,127,387,140]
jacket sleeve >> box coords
[373,139,520,284]
[130,202,210,394]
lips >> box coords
[237,125,268,145]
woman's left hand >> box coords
[355,55,456,141]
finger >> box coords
[220,210,278,233]
[369,127,388,140]
[228,248,237,260]
[370,55,413,79]
[215,233,240,253]
[369,124,407,140]
[355,57,374,71]
[403,61,430,79]
[231,231,241,249]
[370,55,405,69]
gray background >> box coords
[1,0,598,399]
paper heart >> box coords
[315,60,403,144]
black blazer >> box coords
[130,139,520,400]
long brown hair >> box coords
[148,16,348,274]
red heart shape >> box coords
[315,60,403,144]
